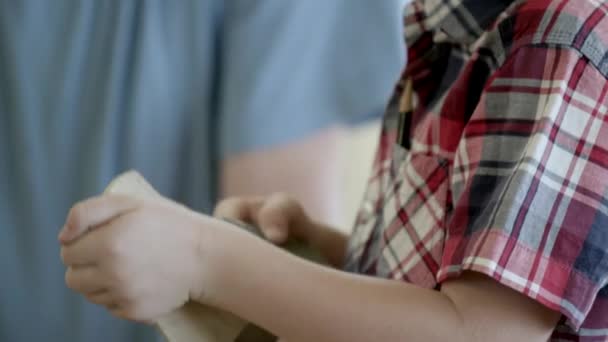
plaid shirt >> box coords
[345,0,608,340]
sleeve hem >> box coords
[437,230,601,330]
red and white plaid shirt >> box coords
[345,1,608,340]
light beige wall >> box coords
[337,121,381,232]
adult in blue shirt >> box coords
[0,1,403,341]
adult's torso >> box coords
[0,2,219,340]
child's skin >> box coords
[59,193,559,342]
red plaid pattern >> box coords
[345,1,608,340]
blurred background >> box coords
[0,1,405,341]
[340,122,384,229]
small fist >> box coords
[59,194,209,322]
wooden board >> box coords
[104,170,325,341]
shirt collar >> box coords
[423,0,515,45]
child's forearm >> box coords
[59,194,557,341]
[202,220,557,342]
[204,222,463,342]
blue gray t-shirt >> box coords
[0,1,404,341]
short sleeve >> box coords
[218,1,404,156]
[438,45,608,330]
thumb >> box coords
[256,193,299,244]
[258,220,289,244]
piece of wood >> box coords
[104,170,325,341]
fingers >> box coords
[59,194,140,244]
[214,193,310,244]
[65,266,106,294]
[213,196,263,223]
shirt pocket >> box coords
[372,143,450,288]
[345,140,409,273]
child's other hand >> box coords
[58,195,210,323]
[213,193,316,245]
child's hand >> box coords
[213,193,348,267]
[58,194,211,322]
[214,193,316,245]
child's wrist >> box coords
[188,215,237,306]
